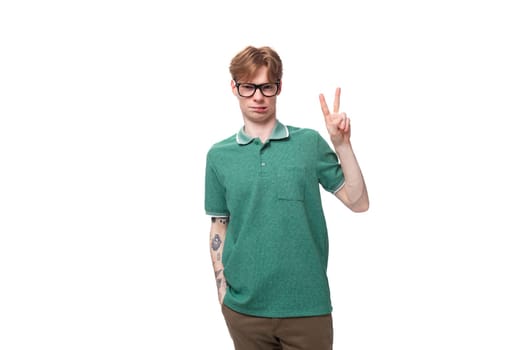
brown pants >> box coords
[222,304,333,350]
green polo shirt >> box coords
[205,120,345,318]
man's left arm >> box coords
[319,87,369,212]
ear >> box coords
[231,80,238,96]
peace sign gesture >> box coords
[319,87,351,148]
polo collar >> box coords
[236,120,289,145]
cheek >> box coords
[238,98,249,109]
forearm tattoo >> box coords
[211,217,229,225]
[215,269,223,289]
[211,234,222,251]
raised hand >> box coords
[319,87,351,148]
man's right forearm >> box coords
[209,216,229,303]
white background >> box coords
[1,0,524,349]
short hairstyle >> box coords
[229,46,283,83]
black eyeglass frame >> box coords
[234,81,281,97]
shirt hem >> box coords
[223,301,333,318]
[331,180,345,194]
[206,211,230,217]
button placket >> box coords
[259,143,269,175]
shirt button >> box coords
[261,162,266,166]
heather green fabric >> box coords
[205,121,344,317]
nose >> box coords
[253,87,265,99]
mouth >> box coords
[250,106,267,113]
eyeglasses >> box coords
[234,81,281,97]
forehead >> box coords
[239,67,269,84]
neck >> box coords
[243,118,277,143]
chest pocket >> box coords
[277,166,305,201]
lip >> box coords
[250,106,267,113]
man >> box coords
[204,45,369,350]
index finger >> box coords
[333,87,341,113]
[319,93,330,119]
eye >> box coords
[262,84,278,94]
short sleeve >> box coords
[316,133,345,193]
[204,150,230,216]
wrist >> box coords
[333,140,352,154]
